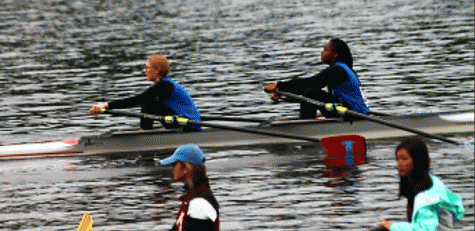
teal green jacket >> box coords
[391,175,464,231]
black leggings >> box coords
[299,88,360,121]
[299,88,341,119]
[141,102,187,130]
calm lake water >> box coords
[0,0,473,230]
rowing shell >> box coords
[0,139,83,159]
[0,110,473,160]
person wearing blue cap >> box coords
[160,144,219,231]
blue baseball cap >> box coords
[160,144,205,166]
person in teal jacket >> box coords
[378,138,464,231]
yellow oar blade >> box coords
[77,212,93,231]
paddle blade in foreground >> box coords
[78,213,93,231]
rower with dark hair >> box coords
[264,38,370,120]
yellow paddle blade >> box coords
[77,212,93,231]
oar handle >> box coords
[275,90,461,145]
[101,108,161,120]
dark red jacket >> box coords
[171,186,219,231]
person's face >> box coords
[321,42,337,65]
[172,162,187,182]
[396,148,414,177]
[144,60,160,83]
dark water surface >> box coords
[0,139,473,230]
[0,0,473,230]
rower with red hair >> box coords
[89,54,201,131]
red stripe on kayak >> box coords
[61,138,79,145]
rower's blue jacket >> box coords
[276,61,370,117]
[162,77,201,131]
[108,76,201,131]
[330,62,370,114]
[391,174,464,231]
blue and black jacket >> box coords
[276,62,370,114]
[108,77,201,131]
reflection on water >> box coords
[0,0,473,230]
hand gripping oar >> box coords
[274,90,461,145]
[77,213,93,231]
[101,109,322,143]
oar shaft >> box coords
[102,109,321,143]
[347,111,459,144]
[200,115,269,123]
[275,90,461,145]
[368,227,388,231]
[189,120,321,142]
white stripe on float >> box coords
[439,112,474,122]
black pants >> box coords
[299,88,337,119]
[300,88,357,121]
[141,102,188,131]
[300,88,359,121]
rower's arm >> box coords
[276,66,347,93]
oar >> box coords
[77,213,93,231]
[274,90,461,145]
[200,115,274,124]
[100,109,322,143]
[369,227,388,231]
